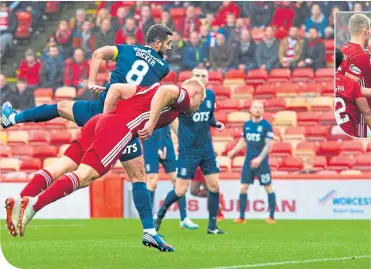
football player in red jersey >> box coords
[338,13,371,137]
[335,49,371,137]
[5,79,206,252]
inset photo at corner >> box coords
[335,12,371,139]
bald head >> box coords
[250,100,264,119]
[181,78,206,113]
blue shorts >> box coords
[241,158,271,186]
[143,136,177,174]
[72,99,142,162]
[177,146,220,179]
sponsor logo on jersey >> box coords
[350,64,361,75]
[206,100,212,109]
[257,126,262,132]
[177,89,186,103]
[180,168,187,177]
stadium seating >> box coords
[317,141,341,157]
[305,126,329,141]
[0,158,21,172]
[287,97,309,112]
[254,84,275,99]
[231,85,254,99]
[327,156,354,171]
[7,131,29,145]
[291,68,314,83]
[20,158,42,173]
[294,141,319,157]
[280,157,303,172]
[264,98,286,112]
[270,142,292,157]
[353,154,371,170]
[227,112,250,127]
[273,111,297,126]
[55,87,77,101]
[217,99,241,113]
[340,141,364,156]
[232,156,245,172]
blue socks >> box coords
[178,195,187,221]
[15,104,59,123]
[132,182,155,230]
[158,189,180,219]
[149,190,155,209]
[208,191,219,229]
[268,192,276,219]
[239,193,248,219]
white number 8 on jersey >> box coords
[126,60,150,85]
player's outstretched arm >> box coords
[103,83,137,113]
[361,87,371,97]
[138,85,179,140]
[88,46,118,93]
[228,137,247,158]
[355,97,371,129]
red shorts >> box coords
[339,121,357,137]
[65,113,133,175]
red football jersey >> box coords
[339,42,371,137]
[113,83,191,132]
[335,73,364,137]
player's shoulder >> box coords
[261,119,272,128]
[243,120,253,127]
[206,89,216,99]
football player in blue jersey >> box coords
[227,100,276,224]
[154,68,226,234]
[2,24,175,251]
[144,126,199,230]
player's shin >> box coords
[20,169,53,198]
[132,182,157,235]
[239,193,248,219]
[157,189,181,218]
[177,194,187,221]
[207,191,219,229]
[268,192,276,219]
[14,104,59,124]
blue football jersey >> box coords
[242,119,274,160]
[177,89,216,151]
[143,126,171,149]
[100,44,169,100]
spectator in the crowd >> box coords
[223,13,236,40]
[278,26,303,69]
[271,1,296,32]
[95,8,111,29]
[115,17,144,45]
[131,1,145,21]
[235,29,257,72]
[64,48,89,88]
[305,4,328,37]
[256,26,280,71]
[139,4,156,35]
[249,1,275,28]
[181,5,201,40]
[317,1,348,18]
[0,74,12,102]
[228,17,246,46]
[39,46,64,90]
[73,21,95,59]
[0,4,17,58]
[293,1,311,29]
[40,36,64,62]
[210,33,234,73]
[239,2,250,18]
[200,2,222,15]
[324,26,334,40]
[95,18,115,49]
[17,49,41,88]
[70,9,87,35]
[353,2,363,11]
[74,79,98,101]
[298,156,315,174]
[165,31,184,72]
[216,1,241,25]
[207,20,227,48]
[328,6,340,29]
[126,34,137,45]
[204,12,215,27]
[161,10,176,31]
[183,31,206,70]
[7,79,35,110]
[54,20,73,59]
[19,2,45,28]
[111,7,129,33]
[164,1,189,10]
[297,27,326,70]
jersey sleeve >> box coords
[171,87,191,112]
[346,55,370,82]
[114,44,127,61]
[208,91,218,127]
[264,122,274,140]
[353,80,365,100]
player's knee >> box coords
[175,179,189,196]
[57,100,71,115]
[74,164,99,188]
[265,184,273,194]
[240,184,248,194]
[146,174,158,190]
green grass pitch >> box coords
[1,219,370,269]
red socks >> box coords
[33,172,80,212]
[20,169,53,198]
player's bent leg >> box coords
[57,100,76,122]
[234,184,249,224]
[204,173,225,235]
[264,184,277,224]
[146,173,159,205]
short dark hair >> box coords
[146,24,173,44]
[336,48,344,70]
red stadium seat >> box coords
[317,141,341,157]
[245,69,268,87]
[223,140,246,157]
[269,158,281,171]
[216,99,241,112]
[0,145,11,157]
[296,112,320,126]
[270,142,292,157]
[273,127,282,141]
[328,156,354,171]
[170,7,186,20]
[225,69,245,80]
[297,83,322,96]
[294,141,319,156]
[208,71,223,84]
[211,85,231,100]
[264,98,287,112]
[320,81,334,96]
[28,130,49,145]
[162,71,177,83]
[213,111,228,124]
[280,157,303,172]
[254,84,275,99]
[282,127,306,141]
[44,118,69,129]
[340,141,364,156]
[232,85,254,99]
[353,153,371,170]
[22,123,44,130]
[287,97,309,112]
[314,68,334,82]
[32,145,57,159]
[305,126,329,141]
[49,130,72,145]
[269,68,291,80]
[312,156,327,170]
[276,83,299,97]
[291,68,314,83]
[178,70,193,82]
[34,88,54,99]
[323,39,334,53]
[20,158,42,173]
[318,111,336,125]
[15,25,30,39]
[11,145,33,158]
[231,156,245,172]
[44,1,60,14]
[211,128,240,142]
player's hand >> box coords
[216,121,225,131]
[227,150,234,159]
[88,82,106,94]
[138,122,155,141]
[250,157,263,169]
[158,147,167,160]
